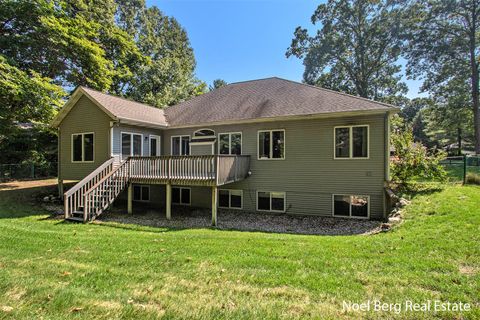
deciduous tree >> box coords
[404,0,480,153]
[286,0,407,101]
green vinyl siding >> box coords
[58,96,111,181]
[163,114,387,219]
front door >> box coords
[149,135,161,156]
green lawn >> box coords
[0,180,479,319]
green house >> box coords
[51,77,399,224]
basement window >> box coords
[333,195,369,218]
[172,187,191,205]
[257,191,286,212]
[219,189,243,209]
[133,185,150,202]
[72,132,94,162]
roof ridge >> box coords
[228,77,278,86]
[80,86,164,111]
[271,77,398,109]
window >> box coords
[121,132,142,158]
[172,187,191,205]
[149,135,161,156]
[333,195,369,218]
[72,133,94,162]
[133,185,150,201]
[219,132,242,155]
[193,129,215,138]
[171,136,190,155]
[256,191,286,212]
[258,130,285,159]
[334,125,369,159]
[219,189,243,209]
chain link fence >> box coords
[440,155,480,184]
[0,162,57,181]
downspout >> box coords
[383,112,391,220]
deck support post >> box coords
[127,183,133,214]
[166,183,172,220]
[211,186,217,226]
[58,179,64,199]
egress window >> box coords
[334,125,368,159]
[219,132,242,155]
[333,195,369,218]
[219,189,243,209]
[258,130,285,159]
[257,191,286,212]
[72,133,94,162]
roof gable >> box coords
[51,87,167,128]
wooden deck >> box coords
[64,155,251,222]
[128,155,250,186]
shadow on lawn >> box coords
[0,179,65,219]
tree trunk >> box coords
[470,1,480,154]
[457,127,462,156]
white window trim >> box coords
[133,185,150,202]
[171,135,190,156]
[256,191,286,213]
[149,135,161,156]
[331,194,370,219]
[71,132,95,163]
[257,129,286,160]
[333,125,370,159]
[172,186,191,205]
[121,131,143,159]
[218,189,243,210]
[218,132,243,155]
[193,128,216,140]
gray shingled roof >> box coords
[82,87,167,126]
[164,77,398,126]
[54,78,398,128]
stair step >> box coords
[65,217,84,222]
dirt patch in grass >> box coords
[459,265,478,276]
[98,206,383,235]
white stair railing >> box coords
[64,158,116,218]
[83,160,130,222]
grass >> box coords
[0,180,479,319]
[443,164,480,182]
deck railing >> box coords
[128,155,250,185]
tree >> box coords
[114,3,207,107]
[209,79,228,91]
[0,55,65,163]
[0,0,139,90]
[403,0,480,153]
[286,0,407,101]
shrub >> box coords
[390,129,447,185]
[466,173,480,185]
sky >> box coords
[149,0,424,98]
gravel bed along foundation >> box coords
[97,205,383,235]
